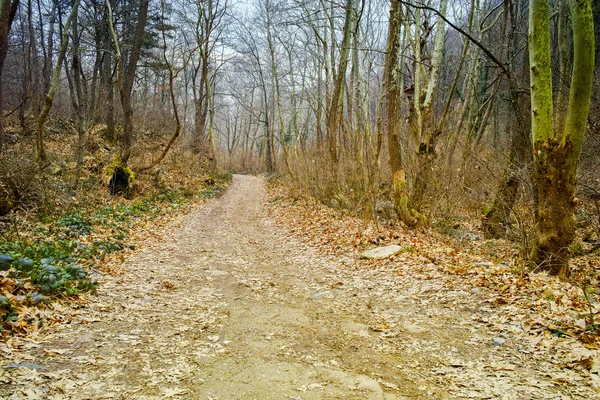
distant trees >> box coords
[189,0,228,170]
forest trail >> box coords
[2,175,595,399]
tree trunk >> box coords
[529,0,595,278]
[205,68,217,172]
[408,0,447,213]
[194,52,209,157]
[27,0,41,119]
[0,0,19,154]
[384,0,402,175]
[101,2,115,140]
[194,95,207,155]
[88,1,105,124]
[259,67,273,173]
[42,0,55,96]
[483,6,533,238]
[326,0,353,164]
[104,50,115,141]
[266,0,289,171]
[71,3,87,188]
[118,0,149,166]
[35,0,80,165]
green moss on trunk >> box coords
[528,0,594,278]
[392,170,424,228]
[530,139,576,279]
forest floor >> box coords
[1,175,599,399]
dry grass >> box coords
[0,116,219,221]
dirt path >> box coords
[2,175,597,399]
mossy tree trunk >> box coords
[405,0,447,213]
[529,0,595,278]
[384,1,416,226]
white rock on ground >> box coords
[360,244,403,259]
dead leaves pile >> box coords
[268,183,600,395]
[0,271,85,340]
[1,180,230,345]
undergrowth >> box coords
[0,175,231,337]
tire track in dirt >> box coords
[4,175,443,399]
[9,175,591,399]
[5,174,597,399]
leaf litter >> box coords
[0,175,597,399]
[268,181,600,399]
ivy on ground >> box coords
[0,174,231,336]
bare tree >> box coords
[0,0,19,153]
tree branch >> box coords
[398,0,508,75]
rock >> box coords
[492,337,506,347]
[41,257,53,265]
[126,244,135,250]
[4,362,48,371]
[361,245,403,259]
[29,292,45,304]
[474,261,493,267]
[311,290,334,300]
[0,254,13,270]
[18,258,34,269]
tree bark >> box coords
[194,38,209,157]
[0,0,19,154]
[34,0,80,164]
[71,3,87,188]
[118,0,149,166]
[409,0,448,213]
[26,0,41,119]
[529,0,595,278]
[101,1,115,140]
[326,0,353,164]
[384,0,402,175]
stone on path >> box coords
[360,245,403,259]
[4,362,48,371]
